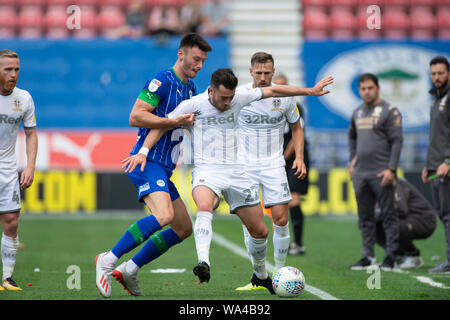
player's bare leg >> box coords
[0,211,21,291]
[270,203,290,271]
[192,186,218,283]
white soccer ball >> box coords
[272,266,305,298]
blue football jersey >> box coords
[130,68,197,170]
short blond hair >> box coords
[0,49,19,59]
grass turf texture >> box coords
[1,214,449,300]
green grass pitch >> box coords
[1,213,449,301]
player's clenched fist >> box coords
[175,113,195,127]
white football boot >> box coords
[95,252,114,298]
[112,262,144,296]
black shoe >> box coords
[349,257,376,270]
[193,261,210,283]
[380,255,396,270]
[250,273,275,294]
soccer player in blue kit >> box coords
[95,33,212,297]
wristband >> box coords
[138,147,149,157]
[445,159,450,165]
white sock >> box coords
[103,251,118,266]
[126,259,140,275]
[194,211,213,266]
[247,235,268,279]
[1,233,19,281]
[273,223,290,270]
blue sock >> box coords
[131,228,182,268]
[111,215,162,258]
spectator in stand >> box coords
[199,0,230,37]
[148,0,180,38]
[179,0,202,34]
[108,0,147,39]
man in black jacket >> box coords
[375,178,437,269]
[422,56,450,274]
[348,73,403,270]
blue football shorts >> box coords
[127,160,180,202]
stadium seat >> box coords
[410,6,436,39]
[0,0,16,6]
[0,5,16,27]
[44,0,69,5]
[0,6,16,38]
[301,0,330,7]
[437,6,450,27]
[71,0,100,7]
[98,6,125,35]
[17,0,43,6]
[329,0,355,10]
[100,0,126,8]
[382,8,410,39]
[18,6,43,33]
[437,28,450,40]
[69,5,97,36]
[44,4,70,38]
[302,7,330,40]
[330,8,356,40]
[355,5,382,39]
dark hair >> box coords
[429,56,449,71]
[358,73,379,87]
[179,33,212,52]
[210,68,238,90]
[251,52,274,67]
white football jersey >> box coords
[168,86,263,167]
[237,82,300,168]
[0,87,36,169]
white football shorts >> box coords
[245,166,292,208]
[192,166,261,212]
[0,167,21,213]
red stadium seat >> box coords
[330,8,356,39]
[98,6,125,34]
[78,6,98,29]
[382,8,409,39]
[410,6,436,39]
[0,0,16,6]
[356,0,384,7]
[71,0,100,7]
[437,8,450,28]
[44,0,70,6]
[45,5,67,28]
[100,0,126,8]
[17,0,43,6]
[355,5,382,39]
[302,7,330,40]
[0,5,16,28]
[302,0,331,6]
[437,28,450,40]
[410,0,436,5]
[18,6,43,28]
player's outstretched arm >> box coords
[262,76,334,98]
[121,128,167,173]
[129,99,195,129]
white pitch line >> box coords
[415,276,450,289]
[212,233,339,300]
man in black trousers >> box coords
[375,178,437,269]
[422,56,450,274]
[348,73,403,270]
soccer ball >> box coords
[272,266,305,298]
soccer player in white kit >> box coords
[0,50,38,291]
[127,68,333,292]
[235,52,307,291]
